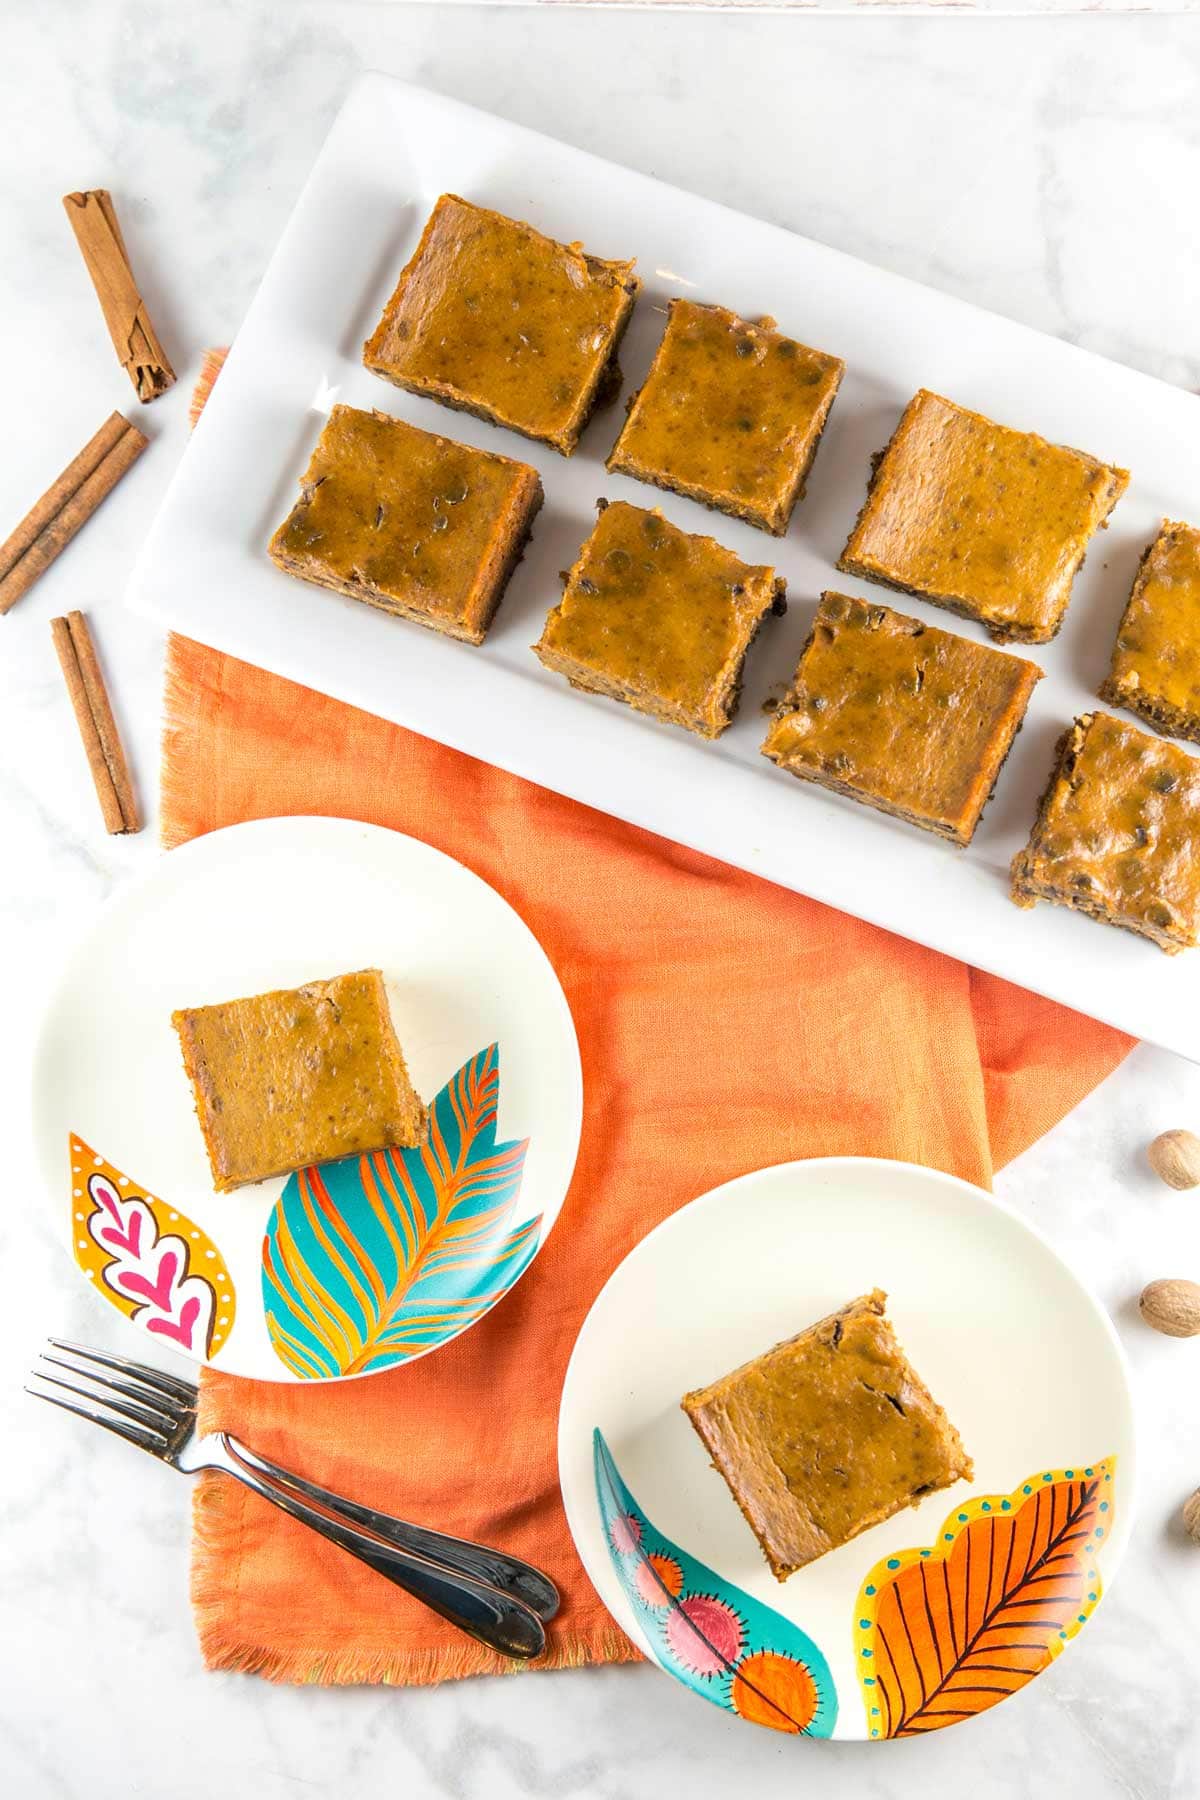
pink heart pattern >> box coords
[99,1210,143,1257]
[146,1296,204,1350]
[74,1149,226,1359]
[115,1247,182,1313]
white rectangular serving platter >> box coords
[127,72,1200,1061]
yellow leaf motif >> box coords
[69,1135,236,1359]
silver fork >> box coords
[28,1339,557,1660]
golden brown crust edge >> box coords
[170,1007,236,1192]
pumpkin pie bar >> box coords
[1099,520,1200,743]
[682,1290,972,1581]
[363,194,640,456]
[838,389,1129,643]
[172,969,427,1192]
[1011,711,1200,952]
[268,405,542,644]
[761,592,1041,845]
[607,298,843,535]
[532,499,785,738]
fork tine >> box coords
[38,1352,187,1426]
[47,1338,197,1404]
[26,1383,169,1454]
[33,1365,178,1435]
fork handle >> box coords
[225,1434,559,1622]
[209,1434,545,1660]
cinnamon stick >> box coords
[63,189,175,402]
[50,611,141,835]
[0,411,147,616]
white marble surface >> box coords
[3,5,1200,1796]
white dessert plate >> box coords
[558,1157,1133,1741]
[125,72,1200,1058]
[32,816,582,1382]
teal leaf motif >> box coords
[261,1045,539,1378]
[595,1431,837,1736]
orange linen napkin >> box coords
[166,632,1133,1685]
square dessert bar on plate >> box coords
[761,591,1041,845]
[1100,519,1200,743]
[363,194,640,456]
[268,405,543,644]
[838,389,1129,644]
[682,1290,972,1580]
[607,298,844,536]
[172,969,427,1192]
[533,499,786,739]
[1011,710,1200,953]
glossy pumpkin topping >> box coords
[1102,519,1200,742]
[839,389,1128,643]
[533,499,784,737]
[172,970,426,1192]
[363,194,639,454]
[762,591,1041,844]
[1011,710,1200,952]
[608,298,843,534]
[269,405,542,643]
[682,1290,972,1580]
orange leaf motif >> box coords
[855,1460,1116,1737]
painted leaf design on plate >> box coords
[594,1431,837,1737]
[262,1044,539,1378]
[69,1135,236,1358]
[855,1459,1116,1738]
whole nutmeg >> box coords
[1147,1129,1200,1191]
[1139,1278,1200,1337]
[1184,1489,1200,1544]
